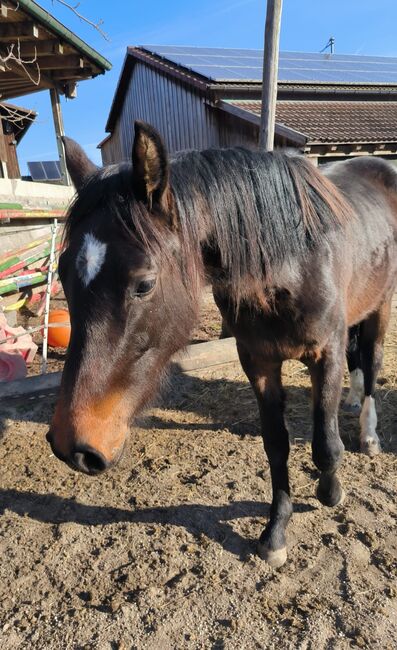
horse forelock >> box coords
[63,163,178,259]
[63,162,203,301]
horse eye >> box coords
[132,278,156,297]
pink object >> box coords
[0,351,27,381]
[0,314,38,382]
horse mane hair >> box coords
[64,147,353,302]
[170,148,353,294]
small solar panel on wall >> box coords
[28,161,62,181]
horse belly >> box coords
[219,298,334,362]
[347,243,397,325]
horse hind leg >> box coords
[342,325,364,413]
[308,328,346,508]
[237,344,292,568]
[358,301,391,456]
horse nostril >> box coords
[72,445,109,475]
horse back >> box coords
[323,156,397,217]
[323,156,397,325]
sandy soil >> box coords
[0,308,396,649]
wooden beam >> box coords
[259,0,283,150]
[35,55,84,70]
[51,67,93,79]
[50,87,70,186]
[0,85,52,100]
[0,22,40,40]
[0,49,63,94]
[16,40,64,57]
[0,71,23,80]
[0,80,34,89]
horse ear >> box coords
[132,121,169,209]
[62,136,97,191]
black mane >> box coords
[64,147,352,298]
[170,148,351,291]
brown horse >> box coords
[47,122,397,567]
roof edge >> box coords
[217,99,309,146]
[16,0,111,71]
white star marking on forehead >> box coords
[76,233,107,287]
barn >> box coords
[100,45,397,166]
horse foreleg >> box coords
[237,344,292,568]
[359,300,391,456]
[308,332,346,508]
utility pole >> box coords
[259,0,283,151]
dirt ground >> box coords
[0,303,396,649]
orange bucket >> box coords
[46,309,71,348]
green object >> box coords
[0,256,20,273]
[0,203,23,210]
[0,273,47,295]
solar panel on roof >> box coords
[28,161,62,182]
[141,45,397,85]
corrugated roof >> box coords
[222,99,397,144]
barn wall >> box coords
[100,60,294,165]
[212,108,259,148]
[100,119,124,165]
[101,62,224,164]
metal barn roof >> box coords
[142,45,397,85]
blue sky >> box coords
[14,0,397,173]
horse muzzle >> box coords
[46,430,123,475]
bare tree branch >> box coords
[0,102,36,130]
[51,0,110,41]
[0,42,41,88]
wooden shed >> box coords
[100,46,397,166]
[0,0,111,183]
[0,103,36,178]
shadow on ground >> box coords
[0,488,317,560]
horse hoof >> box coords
[334,487,346,507]
[317,486,346,508]
[342,401,361,414]
[257,543,287,568]
[361,439,381,457]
